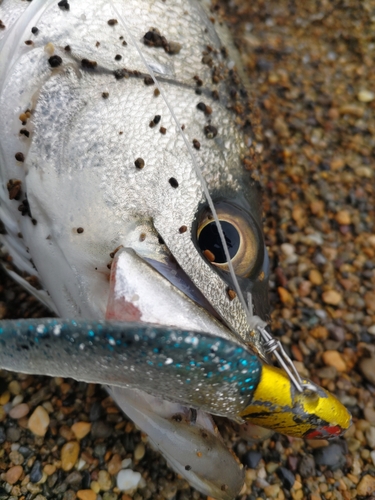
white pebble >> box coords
[357,90,374,102]
[280,243,295,256]
[371,450,375,466]
[116,469,141,492]
[121,458,132,469]
[368,325,375,336]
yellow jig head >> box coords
[240,364,351,439]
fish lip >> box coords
[143,255,224,322]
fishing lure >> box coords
[0,0,351,498]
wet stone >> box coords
[6,426,21,442]
[9,450,24,465]
[98,470,112,491]
[61,441,80,471]
[356,474,375,496]
[89,402,105,422]
[28,405,50,437]
[298,455,316,479]
[66,470,83,487]
[91,420,112,439]
[5,465,23,485]
[243,450,262,469]
[30,460,43,483]
[276,466,295,489]
[313,443,346,471]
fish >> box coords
[0,0,351,498]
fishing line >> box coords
[110,2,312,393]
[109,0,255,327]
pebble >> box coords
[9,403,29,419]
[360,357,375,385]
[28,406,50,437]
[116,469,142,492]
[91,420,112,439]
[368,325,375,336]
[30,460,43,483]
[61,441,80,471]
[335,210,351,225]
[134,443,145,461]
[371,451,375,466]
[278,286,295,306]
[365,426,375,449]
[313,443,346,471]
[6,427,21,442]
[97,470,112,491]
[276,466,295,489]
[8,381,21,396]
[9,450,24,465]
[322,290,342,305]
[364,407,375,426]
[281,243,295,256]
[108,454,122,476]
[356,474,375,496]
[77,490,96,500]
[5,465,23,484]
[357,89,375,102]
[72,421,91,440]
[243,450,262,469]
[298,454,316,479]
[264,484,280,498]
[322,350,346,372]
[309,269,323,285]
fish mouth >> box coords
[106,246,233,340]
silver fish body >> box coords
[0,0,277,497]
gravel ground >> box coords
[1,0,375,499]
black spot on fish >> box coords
[58,0,70,11]
[48,55,62,67]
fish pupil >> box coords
[198,221,240,263]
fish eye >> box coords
[196,202,260,278]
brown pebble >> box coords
[193,139,201,150]
[102,92,109,99]
[6,465,23,485]
[335,210,351,225]
[134,158,145,169]
[61,441,80,471]
[108,453,122,476]
[227,289,236,301]
[309,269,323,285]
[322,351,347,372]
[107,19,118,26]
[77,490,96,500]
[356,474,375,496]
[77,227,84,234]
[71,421,91,440]
[9,403,29,419]
[310,326,328,340]
[28,405,50,436]
[44,464,56,476]
[277,286,295,306]
[154,88,160,97]
[322,289,342,305]
[159,126,167,134]
[179,225,187,234]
